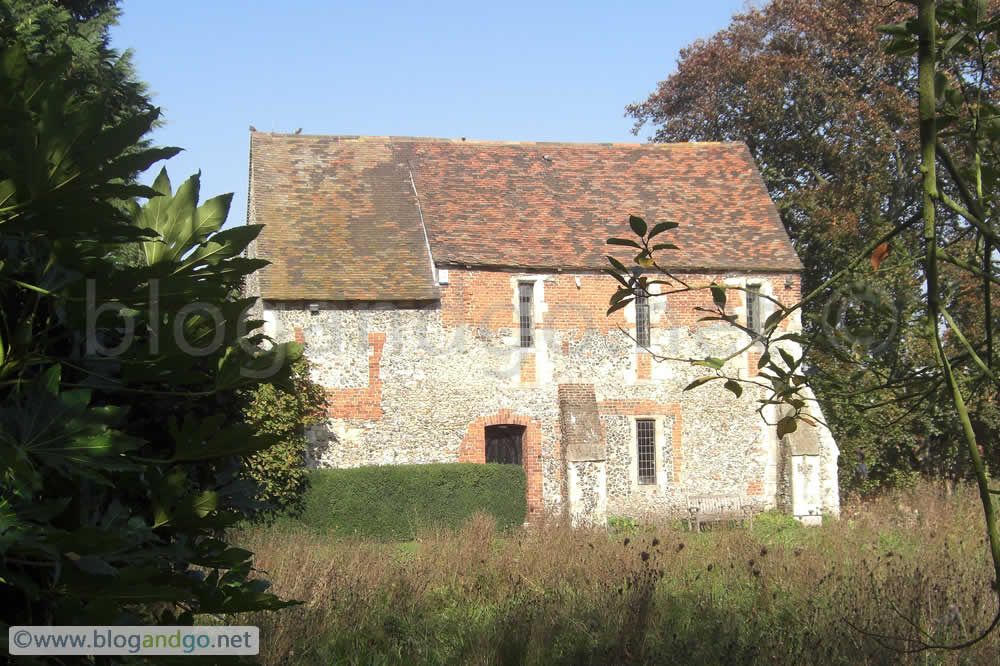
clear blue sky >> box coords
[111,1,750,228]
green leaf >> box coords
[40,364,61,394]
[0,179,16,209]
[648,221,679,238]
[604,268,632,290]
[764,309,786,332]
[965,0,987,26]
[629,214,647,236]
[183,491,218,518]
[877,22,911,37]
[101,147,182,183]
[72,555,117,577]
[175,223,258,272]
[87,108,161,167]
[651,243,679,251]
[773,332,807,345]
[683,376,721,391]
[693,357,725,370]
[609,288,632,305]
[757,350,770,369]
[942,30,968,57]
[607,238,642,249]
[724,380,743,398]
[151,167,172,197]
[190,192,233,246]
[778,347,797,370]
[606,255,629,273]
[192,541,255,569]
[934,71,950,102]
[777,417,798,439]
[884,38,918,56]
[710,284,727,310]
[607,297,633,316]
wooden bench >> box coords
[685,494,755,532]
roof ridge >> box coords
[251,132,738,149]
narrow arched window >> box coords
[635,287,650,347]
[518,282,534,348]
[746,283,762,335]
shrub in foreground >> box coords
[240,356,327,520]
[297,463,526,539]
[1,44,298,650]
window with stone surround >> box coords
[518,282,534,348]
[636,419,656,484]
[635,287,650,347]
[746,283,762,335]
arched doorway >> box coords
[459,411,543,517]
[485,424,525,465]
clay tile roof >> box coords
[249,134,801,301]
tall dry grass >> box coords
[231,481,999,665]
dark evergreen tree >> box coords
[0,1,153,129]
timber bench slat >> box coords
[685,494,755,532]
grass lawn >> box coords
[231,482,999,665]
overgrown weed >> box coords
[232,480,998,664]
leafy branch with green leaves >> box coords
[608,0,1000,650]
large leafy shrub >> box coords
[240,356,327,519]
[0,44,299,656]
[297,464,527,540]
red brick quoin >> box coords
[636,352,652,381]
[519,351,536,384]
[323,332,386,420]
[458,411,543,518]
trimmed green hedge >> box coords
[296,463,527,540]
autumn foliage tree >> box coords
[627,0,1000,490]
[627,1,924,259]
[613,0,1000,648]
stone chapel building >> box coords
[244,133,840,525]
